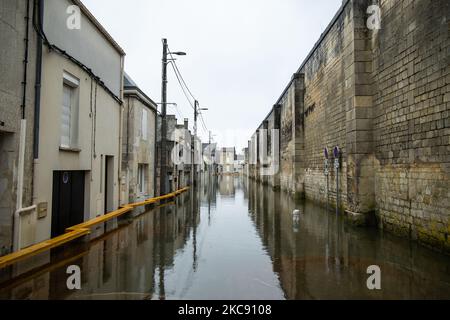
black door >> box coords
[51,171,85,237]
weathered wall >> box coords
[372,0,450,252]
[34,50,122,243]
[156,115,193,194]
[122,96,157,203]
[0,0,37,255]
[278,78,301,194]
[43,0,124,97]
[249,0,450,252]
[258,106,281,188]
[278,3,352,206]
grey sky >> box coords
[82,0,342,152]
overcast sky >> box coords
[83,0,342,152]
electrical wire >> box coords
[168,47,196,101]
[167,47,211,136]
[168,61,195,110]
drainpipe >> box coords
[153,106,157,197]
[17,0,31,208]
[118,98,124,207]
[13,0,32,252]
[32,0,43,160]
[17,0,31,206]
[118,58,125,207]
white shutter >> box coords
[61,84,72,147]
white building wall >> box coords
[33,51,122,243]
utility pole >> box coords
[194,100,198,137]
[193,100,199,187]
[160,38,168,196]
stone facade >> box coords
[248,0,450,253]
[156,116,192,195]
[0,0,37,255]
[122,73,157,205]
[218,147,236,174]
[372,0,450,251]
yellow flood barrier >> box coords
[0,187,190,269]
[0,228,90,270]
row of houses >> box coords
[245,0,450,253]
[0,0,196,256]
[216,147,246,175]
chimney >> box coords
[184,118,189,130]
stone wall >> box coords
[0,0,37,255]
[248,0,450,252]
[372,0,450,251]
[122,96,157,204]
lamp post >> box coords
[160,38,186,196]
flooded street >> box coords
[1,176,450,300]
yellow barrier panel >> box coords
[0,187,190,269]
[0,228,90,269]
[66,206,133,232]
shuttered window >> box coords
[61,84,73,148]
[60,72,79,149]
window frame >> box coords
[137,164,148,195]
[60,72,80,150]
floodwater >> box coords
[0,175,449,300]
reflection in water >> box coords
[248,178,450,299]
[0,176,449,299]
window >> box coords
[141,109,148,141]
[61,72,79,149]
[137,164,148,194]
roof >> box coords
[123,72,157,110]
[124,72,138,87]
[74,0,126,56]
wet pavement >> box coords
[0,175,449,300]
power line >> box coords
[167,47,211,136]
[168,60,195,110]
[199,113,208,133]
[168,47,196,101]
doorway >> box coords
[104,156,114,214]
[51,171,85,237]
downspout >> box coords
[13,0,32,252]
[125,96,131,203]
[118,56,125,207]
[17,0,31,207]
[32,0,43,160]
[118,102,124,207]
[153,106,157,197]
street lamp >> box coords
[170,51,186,56]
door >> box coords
[104,156,114,213]
[51,171,85,237]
